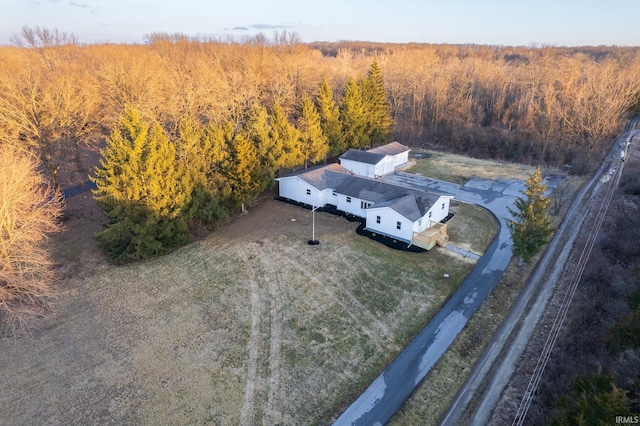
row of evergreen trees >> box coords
[91,61,393,263]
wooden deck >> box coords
[412,222,449,250]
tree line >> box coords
[2,29,640,191]
[91,62,392,262]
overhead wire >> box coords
[511,156,625,426]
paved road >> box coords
[444,127,639,425]
[333,173,562,425]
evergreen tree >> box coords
[91,106,192,263]
[552,374,632,425]
[243,103,281,185]
[269,102,303,168]
[202,120,233,197]
[223,133,260,213]
[507,166,553,264]
[316,77,344,156]
[339,76,368,149]
[360,59,393,145]
[176,116,229,227]
[297,92,328,168]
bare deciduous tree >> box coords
[0,47,104,188]
[0,144,64,334]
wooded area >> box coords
[1,29,640,262]
[2,31,639,188]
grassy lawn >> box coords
[0,194,493,425]
[407,149,543,184]
[0,150,573,425]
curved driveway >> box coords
[333,172,558,425]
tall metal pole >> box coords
[309,201,319,245]
[312,201,316,241]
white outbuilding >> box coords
[339,141,410,178]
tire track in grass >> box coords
[281,244,392,354]
[239,248,262,426]
[258,241,284,425]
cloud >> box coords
[250,23,292,30]
[229,23,294,32]
[68,0,100,14]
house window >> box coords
[428,211,432,218]
[376,215,381,224]
[396,221,401,230]
[346,196,351,203]
[306,189,311,195]
[418,218,422,227]
[360,201,372,209]
[442,202,445,210]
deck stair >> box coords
[412,222,449,250]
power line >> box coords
[511,158,625,426]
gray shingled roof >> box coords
[278,155,443,222]
[279,163,350,190]
[369,194,434,221]
[339,149,386,164]
[335,175,439,220]
[367,141,409,156]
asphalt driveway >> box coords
[333,172,561,425]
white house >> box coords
[339,142,410,178]
[275,142,453,250]
[365,193,453,248]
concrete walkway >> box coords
[445,244,481,260]
[333,172,562,425]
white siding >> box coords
[317,188,333,206]
[413,214,428,233]
[328,189,339,206]
[410,195,453,233]
[429,196,453,224]
[336,194,372,218]
[366,195,453,242]
[365,207,413,242]
[277,177,330,207]
[391,151,409,168]
[340,155,398,178]
[374,157,395,177]
[340,158,375,178]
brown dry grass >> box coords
[1,148,572,425]
[408,149,546,184]
[0,189,494,425]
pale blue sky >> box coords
[0,0,638,46]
